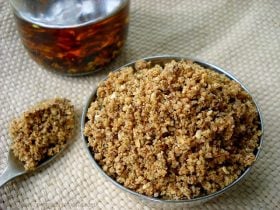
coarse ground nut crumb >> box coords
[84,60,261,200]
[9,98,75,170]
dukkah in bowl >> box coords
[81,56,263,206]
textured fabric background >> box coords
[0,0,279,209]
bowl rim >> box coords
[81,55,264,204]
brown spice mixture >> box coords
[84,60,261,200]
[9,98,75,170]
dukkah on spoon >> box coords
[0,98,75,187]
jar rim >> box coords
[11,0,129,29]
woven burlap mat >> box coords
[1,0,279,209]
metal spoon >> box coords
[0,147,64,187]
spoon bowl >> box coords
[0,97,74,187]
[0,145,66,187]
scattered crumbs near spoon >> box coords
[9,98,75,170]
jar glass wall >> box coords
[10,0,130,76]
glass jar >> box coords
[9,0,130,76]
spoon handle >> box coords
[0,166,15,187]
[0,150,26,188]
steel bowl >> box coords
[81,55,264,208]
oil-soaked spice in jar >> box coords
[13,0,129,75]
